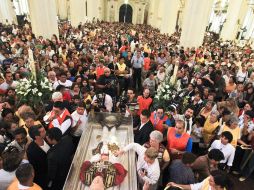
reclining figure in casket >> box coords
[80,115,127,188]
[80,144,127,188]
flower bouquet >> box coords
[154,75,178,112]
[16,73,53,111]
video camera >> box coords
[96,93,106,109]
[118,95,128,112]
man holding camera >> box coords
[92,90,113,112]
[117,88,140,126]
[97,67,118,99]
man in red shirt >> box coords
[137,88,152,116]
[95,58,105,79]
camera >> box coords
[96,93,106,109]
[118,95,129,112]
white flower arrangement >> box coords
[16,75,53,107]
[154,75,178,110]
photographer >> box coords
[117,91,129,113]
[117,88,139,126]
[92,90,113,112]
[96,67,118,99]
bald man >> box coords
[97,67,118,98]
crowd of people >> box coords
[0,19,254,190]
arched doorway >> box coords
[119,4,133,23]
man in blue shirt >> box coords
[168,152,197,185]
[131,50,144,92]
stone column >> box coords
[55,0,68,20]
[155,0,163,29]
[147,0,156,26]
[98,0,105,20]
[136,4,144,24]
[220,0,248,41]
[20,0,29,15]
[245,11,254,39]
[28,0,58,39]
[107,0,115,22]
[160,0,180,35]
[180,0,214,48]
[69,0,86,27]
[87,0,99,21]
[0,0,17,24]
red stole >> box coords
[48,109,71,129]
[167,127,189,151]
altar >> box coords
[63,112,138,190]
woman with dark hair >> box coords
[81,78,91,92]
[70,82,81,98]
[202,65,216,89]
[243,85,254,104]
[74,75,82,86]
[81,67,90,80]
[166,170,233,190]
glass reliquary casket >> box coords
[63,112,137,190]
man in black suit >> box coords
[134,109,154,145]
[27,125,49,189]
[46,128,75,190]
